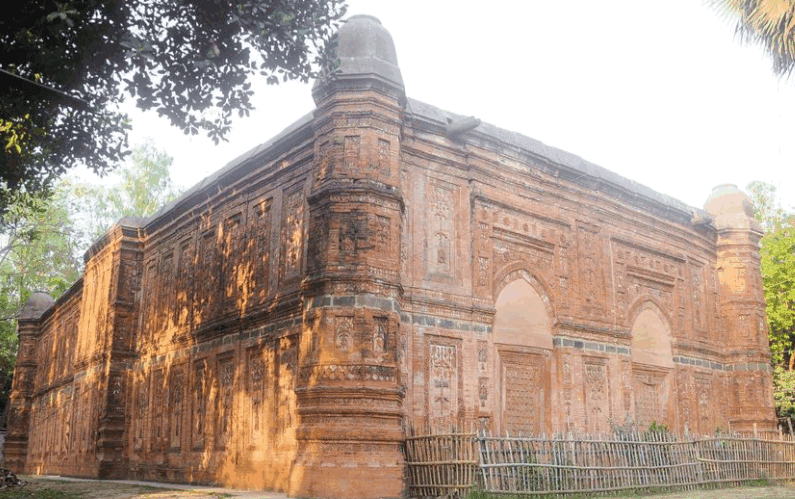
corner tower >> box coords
[293,15,406,498]
[704,184,776,431]
[4,292,54,472]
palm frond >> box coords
[709,0,795,76]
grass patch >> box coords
[0,488,81,499]
[465,485,702,499]
[747,478,773,487]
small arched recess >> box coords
[493,272,554,434]
[629,301,674,429]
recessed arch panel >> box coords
[630,302,673,368]
[630,301,673,429]
[493,274,554,434]
[493,278,552,350]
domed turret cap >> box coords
[313,15,404,100]
[703,183,760,231]
[19,291,54,321]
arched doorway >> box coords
[630,301,673,429]
[493,276,553,434]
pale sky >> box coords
[111,0,795,212]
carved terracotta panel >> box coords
[584,361,611,434]
[428,342,458,424]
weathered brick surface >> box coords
[4,14,775,499]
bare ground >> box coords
[0,476,242,498]
[2,478,794,499]
[602,483,795,499]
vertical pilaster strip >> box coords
[4,292,55,471]
[96,221,144,478]
[292,15,407,499]
[704,184,776,431]
[4,316,43,471]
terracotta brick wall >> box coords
[4,15,776,498]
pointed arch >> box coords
[626,294,674,334]
[493,264,556,327]
[629,300,674,430]
[629,300,673,368]
[493,278,553,350]
[492,268,555,434]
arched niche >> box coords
[493,278,553,350]
[630,301,673,368]
[493,274,553,434]
[629,301,673,429]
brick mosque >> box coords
[3,14,776,498]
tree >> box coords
[0,0,346,214]
[760,222,795,368]
[710,0,795,77]
[748,181,795,419]
[64,139,181,250]
[748,180,789,231]
[0,189,82,424]
[0,190,82,318]
[0,139,180,424]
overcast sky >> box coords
[110,0,795,211]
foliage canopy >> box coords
[710,0,795,77]
[0,187,82,423]
[747,181,795,419]
[0,0,346,213]
[0,140,180,423]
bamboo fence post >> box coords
[494,433,501,492]
[676,436,686,488]
[593,435,602,491]
[620,436,629,491]
[722,434,729,484]
[674,434,684,487]
[734,438,748,482]
[570,433,578,492]
[728,434,736,484]
[673,436,690,490]
[695,434,703,488]
[612,437,622,492]
[677,435,685,488]
[478,430,486,492]
[653,431,660,487]
[663,434,669,488]
[738,435,745,483]
[450,432,456,493]
[585,435,591,493]
[631,430,641,488]
[605,434,611,490]
[652,431,660,487]
[432,432,439,496]
[655,432,663,487]
[488,431,496,491]
[723,434,730,484]
[422,431,429,496]
[689,435,700,488]
[667,435,686,485]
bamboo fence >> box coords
[404,427,795,498]
[405,422,479,498]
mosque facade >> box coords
[3,15,775,499]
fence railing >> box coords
[405,425,479,498]
[404,429,795,498]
